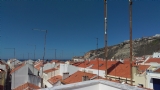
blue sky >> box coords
[0,0,160,59]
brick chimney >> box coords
[63,72,69,80]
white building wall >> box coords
[79,67,105,78]
[153,52,160,58]
[11,64,40,89]
[73,84,99,90]
[43,63,56,71]
[11,65,28,89]
[60,64,78,76]
[146,72,160,89]
[28,75,41,87]
[99,84,120,90]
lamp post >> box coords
[33,29,47,88]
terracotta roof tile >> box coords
[10,63,25,74]
[145,58,160,63]
[43,68,57,74]
[61,71,97,84]
[34,62,43,70]
[137,65,150,73]
[48,75,62,85]
[13,82,40,90]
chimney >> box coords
[82,76,89,81]
[63,72,69,80]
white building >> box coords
[153,52,160,58]
[39,79,146,90]
[146,68,160,90]
[10,63,41,90]
[7,59,22,69]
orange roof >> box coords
[62,71,97,84]
[34,62,43,70]
[107,62,131,78]
[10,63,25,74]
[137,65,150,73]
[145,58,160,63]
[13,82,40,90]
[43,68,57,74]
[48,75,62,85]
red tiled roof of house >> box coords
[10,63,25,74]
[43,68,57,74]
[48,75,62,85]
[145,58,160,63]
[107,62,131,78]
[13,82,40,90]
[62,71,97,84]
[34,62,43,70]
[137,65,150,73]
[154,68,160,73]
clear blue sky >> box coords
[0,0,160,59]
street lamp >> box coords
[27,44,36,60]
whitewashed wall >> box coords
[60,64,79,76]
[153,52,160,58]
[79,67,105,78]
[146,72,160,89]
[11,63,40,89]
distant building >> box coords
[153,52,160,58]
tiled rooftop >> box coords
[13,82,40,90]
[43,68,57,74]
[48,75,62,85]
[10,63,25,74]
[34,61,43,70]
[145,58,160,63]
[61,71,98,84]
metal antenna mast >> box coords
[129,0,133,85]
[104,0,108,80]
[33,29,47,88]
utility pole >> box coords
[49,49,57,59]
[104,0,108,80]
[96,38,98,49]
[129,0,133,85]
